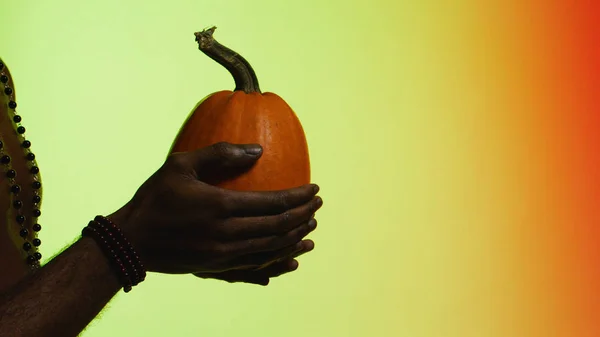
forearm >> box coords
[0,236,122,337]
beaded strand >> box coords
[0,60,43,269]
[82,217,147,292]
[1,59,145,290]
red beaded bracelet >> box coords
[81,216,147,292]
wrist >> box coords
[77,236,122,291]
[107,206,138,250]
[107,205,148,268]
[107,205,131,231]
[81,214,147,292]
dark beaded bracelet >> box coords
[88,221,143,287]
[94,215,147,283]
[82,224,133,292]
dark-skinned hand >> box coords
[109,142,322,286]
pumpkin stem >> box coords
[194,26,261,94]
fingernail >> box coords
[289,260,299,270]
[312,184,320,193]
[243,144,263,156]
[308,219,317,230]
[315,197,323,207]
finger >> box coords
[227,219,318,256]
[193,271,270,286]
[221,196,323,238]
[253,239,315,271]
[229,240,305,269]
[169,142,263,179]
[197,250,310,286]
[228,256,307,285]
[237,260,300,285]
[221,184,320,216]
[257,259,301,278]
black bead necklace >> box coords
[0,59,43,269]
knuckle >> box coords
[289,242,304,254]
[154,184,179,202]
[267,237,281,249]
[212,243,230,257]
[243,239,257,252]
[215,191,235,214]
[295,223,311,239]
[277,211,292,226]
[282,243,300,256]
[281,233,298,246]
[165,152,188,169]
[211,142,237,157]
[216,219,234,236]
[274,192,290,210]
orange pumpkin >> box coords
[169,27,310,191]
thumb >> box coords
[188,142,263,179]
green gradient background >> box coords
[1,1,496,336]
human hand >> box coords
[193,239,315,286]
[109,142,322,280]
